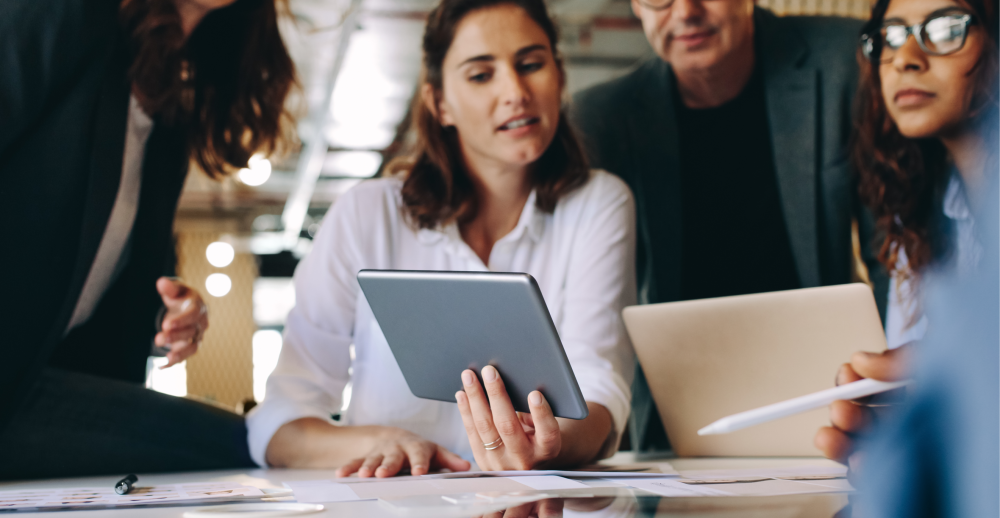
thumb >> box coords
[157,277,189,301]
[850,346,910,381]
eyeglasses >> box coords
[861,11,976,63]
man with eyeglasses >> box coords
[571,0,890,455]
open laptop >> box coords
[623,284,886,457]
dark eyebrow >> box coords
[458,44,549,67]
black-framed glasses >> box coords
[861,10,976,63]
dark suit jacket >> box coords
[0,0,189,431]
[571,8,890,453]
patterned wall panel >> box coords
[175,230,256,409]
[759,0,871,18]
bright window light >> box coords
[238,154,272,186]
[252,330,283,402]
[322,151,383,178]
[146,358,187,397]
[205,273,232,297]
[205,241,235,267]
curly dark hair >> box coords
[120,0,297,178]
[854,0,998,277]
[386,0,589,230]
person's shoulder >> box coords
[331,177,405,224]
[341,176,404,203]
[560,169,634,210]
[572,56,661,114]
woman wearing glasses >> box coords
[249,0,635,475]
[815,0,997,463]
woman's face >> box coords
[880,0,985,139]
[430,4,563,172]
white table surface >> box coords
[0,453,849,517]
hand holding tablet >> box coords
[455,365,563,470]
[357,270,591,470]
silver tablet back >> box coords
[357,270,589,420]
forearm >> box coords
[265,417,386,469]
[549,402,613,468]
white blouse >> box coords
[885,174,981,349]
[247,170,637,467]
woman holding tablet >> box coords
[248,0,636,475]
[815,0,997,463]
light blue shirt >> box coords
[885,173,981,348]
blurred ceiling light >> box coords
[252,214,282,232]
[325,124,395,149]
[205,273,232,297]
[206,241,235,267]
[238,154,272,186]
[322,150,383,178]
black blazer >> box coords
[571,8,890,452]
[0,0,190,430]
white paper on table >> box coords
[612,465,854,497]
[331,467,678,484]
[286,476,588,503]
[0,482,265,511]
[677,465,847,482]
[612,478,733,497]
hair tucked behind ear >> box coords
[386,0,589,229]
[120,0,297,178]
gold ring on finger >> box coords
[483,437,503,450]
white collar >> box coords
[943,173,972,222]
[416,190,545,248]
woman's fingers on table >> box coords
[434,445,471,472]
[375,450,406,478]
[398,441,432,476]
[358,453,385,478]
[335,457,365,478]
[526,391,560,460]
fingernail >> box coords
[181,299,192,311]
[529,391,542,406]
[462,370,474,386]
[455,391,465,402]
[483,365,497,382]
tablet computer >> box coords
[356,269,589,420]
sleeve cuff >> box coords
[245,401,335,467]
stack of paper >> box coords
[609,465,853,497]
[286,475,589,503]
[0,482,267,511]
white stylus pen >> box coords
[698,378,912,436]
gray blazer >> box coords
[571,8,889,453]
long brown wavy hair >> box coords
[120,0,296,178]
[386,0,589,229]
[854,0,999,277]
